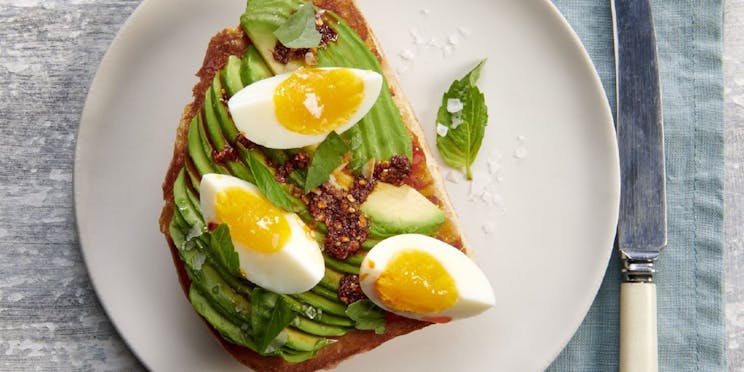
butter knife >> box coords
[611,1,666,371]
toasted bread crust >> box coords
[159,1,467,370]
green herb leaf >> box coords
[304,132,350,193]
[208,224,241,277]
[345,300,386,334]
[246,150,305,214]
[250,288,298,354]
[435,60,488,180]
[273,2,322,49]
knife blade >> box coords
[611,0,666,371]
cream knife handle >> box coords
[619,282,658,372]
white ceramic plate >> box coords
[75,0,619,370]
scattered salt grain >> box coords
[420,8,430,16]
[446,170,462,184]
[428,37,442,48]
[447,98,464,113]
[517,135,527,141]
[448,34,460,46]
[442,45,454,57]
[513,146,528,159]
[186,224,203,241]
[436,123,449,137]
[192,252,206,271]
[458,26,471,36]
[451,113,464,129]
[409,28,425,45]
[482,222,497,235]
[399,49,415,61]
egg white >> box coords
[227,67,383,149]
[359,234,495,321]
[199,174,324,294]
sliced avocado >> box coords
[173,169,204,229]
[310,285,339,301]
[284,327,333,352]
[169,215,186,248]
[323,256,360,275]
[241,0,305,74]
[187,115,216,176]
[361,182,446,238]
[195,112,230,175]
[222,55,244,97]
[241,45,273,85]
[189,286,257,350]
[203,77,254,182]
[291,292,348,317]
[293,317,347,337]
[280,294,352,327]
[318,268,343,291]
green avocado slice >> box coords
[361,182,446,238]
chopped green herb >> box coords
[246,150,305,214]
[435,60,488,180]
[250,288,298,354]
[273,2,322,49]
[207,224,241,278]
[345,300,386,334]
[304,132,351,193]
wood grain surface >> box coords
[0,0,741,370]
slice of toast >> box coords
[159,1,469,370]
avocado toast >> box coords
[159,0,479,370]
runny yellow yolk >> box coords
[374,250,458,314]
[215,187,291,253]
[274,68,365,134]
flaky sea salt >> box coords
[513,146,528,159]
[192,252,206,271]
[447,98,463,113]
[399,49,415,61]
[436,123,449,137]
[446,170,462,184]
[451,112,464,129]
[482,222,497,234]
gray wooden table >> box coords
[1,0,742,370]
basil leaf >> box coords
[208,224,241,277]
[304,132,350,193]
[250,288,298,354]
[273,2,322,49]
[345,300,386,334]
[435,60,488,180]
[246,150,305,214]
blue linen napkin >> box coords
[547,1,726,371]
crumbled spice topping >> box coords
[373,155,412,186]
[337,274,366,304]
[307,182,371,260]
[212,144,238,163]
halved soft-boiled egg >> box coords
[199,174,324,294]
[227,67,383,149]
[359,234,494,323]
